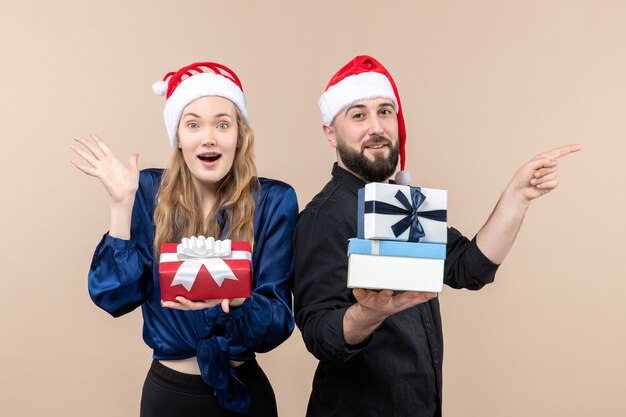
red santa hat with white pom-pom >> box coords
[318,55,411,185]
[152,62,249,148]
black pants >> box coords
[140,360,278,417]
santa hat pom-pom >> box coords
[394,170,412,186]
[152,80,168,96]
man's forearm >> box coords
[476,187,530,264]
[343,303,387,346]
[343,289,438,345]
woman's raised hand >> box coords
[71,133,139,204]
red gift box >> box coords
[159,240,252,302]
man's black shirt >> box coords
[294,163,499,417]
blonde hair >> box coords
[153,106,258,254]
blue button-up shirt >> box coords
[88,168,298,413]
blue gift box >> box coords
[358,183,448,243]
[347,239,446,259]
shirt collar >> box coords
[331,162,367,196]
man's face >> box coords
[324,98,399,183]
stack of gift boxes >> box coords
[348,182,448,292]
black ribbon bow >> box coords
[364,188,447,241]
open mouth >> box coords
[197,152,222,163]
[364,142,389,152]
[366,143,387,150]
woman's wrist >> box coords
[109,198,135,239]
[223,298,245,313]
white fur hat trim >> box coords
[318,72,398,126]
[163,73,248,148]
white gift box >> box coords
[347,254,444,292]
[358,182,447,243]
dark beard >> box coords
[337,136,399,183]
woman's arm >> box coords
[72,134,153,316]
[71,133,139,238]
[221,184,298,352]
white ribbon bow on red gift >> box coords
[159,236,252,291]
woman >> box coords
[71,61,297,416]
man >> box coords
[293,55,580,417]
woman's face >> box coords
[177,96,239,190]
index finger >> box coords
[542,144,582,160]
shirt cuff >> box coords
[323,306,372,361]
[468,236,500,274]
[104,233,136,252]
[220,296,253,321]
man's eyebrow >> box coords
[343,104,367,115]
[343,101,395,115]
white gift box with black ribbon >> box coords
[358,183,448,243]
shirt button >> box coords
[425,322,431,329]
[207,321,214,326]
